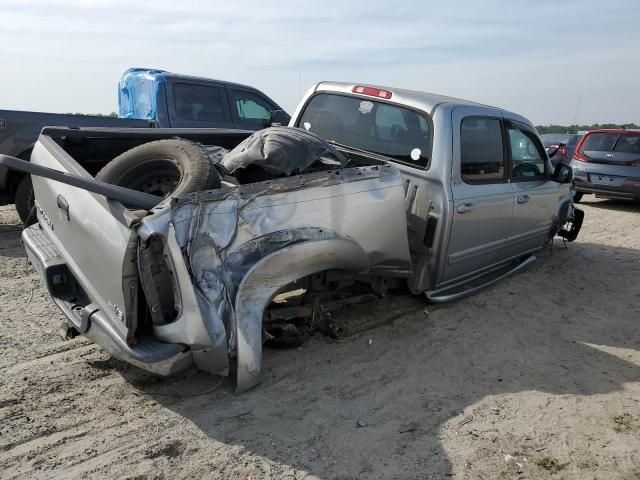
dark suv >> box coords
[570,129,640,202]
[540,133,583,166]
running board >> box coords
[425,255,537,303]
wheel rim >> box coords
[118,159,181,198]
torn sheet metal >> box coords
[167,165,412,390]
[222,126,348,177]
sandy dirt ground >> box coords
[1,199,639,480]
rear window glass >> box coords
[581,133,617,152]
[297,93,431,168]
[614,134,640,154]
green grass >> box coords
[612,414,633,433]
[532,456,564,473]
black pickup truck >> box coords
[0,68,289,221]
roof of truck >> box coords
[313,81,517,119]
[122,68,271,93]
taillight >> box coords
[352,85,393,99]
[556,146,567,157]
[630,160,640,167]
[573,150,592,162]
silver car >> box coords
[2,82,582,392]
[570,129,640,202]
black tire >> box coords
[573,192,584,203]
[14,175,36,225]
[95,139,220,202]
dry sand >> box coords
[1,198,639,479]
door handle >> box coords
[517,195,530,204]
[57,194,70,221]
[457,203,474,214]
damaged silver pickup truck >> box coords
[2,82,583,391]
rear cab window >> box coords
[296,93,432,168]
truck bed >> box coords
[16,126,412,391]
[0,110,150,204]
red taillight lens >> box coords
[556,146,567,157]
[573,150,591,162]
[352,85,393,99]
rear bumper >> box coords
[21,224,191,375]
[571,164,640,200]
[573,178,640,199]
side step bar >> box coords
[425,255,537,303]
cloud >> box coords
[0,0,638,124]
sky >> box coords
[0,0,638,126]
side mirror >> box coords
[269,109,291,127]
[552,163,573,184]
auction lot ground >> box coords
[1,199,639,480]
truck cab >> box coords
[291,82,581,300]
[118,68,290,130]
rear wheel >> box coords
[14,175,36,225]
[95,139,220,203]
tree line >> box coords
[536,123,639,134]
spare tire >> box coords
[95,139,221,201]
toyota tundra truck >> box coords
[1,81,582,391]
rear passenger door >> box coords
[226,88,277,130]
[167,81,234,128]
[506,121,558,253]
[443,107,513,282]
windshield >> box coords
[297,93,431,168]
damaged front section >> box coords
[134,128,412,391]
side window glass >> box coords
[508,126,546,179]
[173,83,226,122]
[460,117,505,183]
[229,90,274,125]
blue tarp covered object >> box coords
[118,68,166,120]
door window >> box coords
[507,126,546,179]
[228,89,274,127]
[173,83,227,122]
[460,117,505,183]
